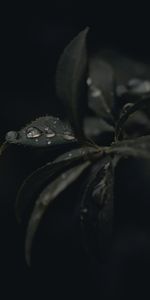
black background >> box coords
[1,3,150,299]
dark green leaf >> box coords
[25,161,91,265]
[16,146,97,222]
[109,135,150,159]
[87,56,115,123]
[56,27,89,137]
[5,116,77,148]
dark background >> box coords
[1,4,150,299]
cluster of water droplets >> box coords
[25,119,76,145]
[26,125,56,145]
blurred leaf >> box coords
[56,27,89,137]
[87,56,115,123]
[99,49,150,86]
[5,116,77,148]
[25,160,91,265]
[84,116,114,142]
[16,146,97,222]
[115,98,150,140]
[123,111,150,139]
[80,155,117,260]
[126,78,150,97]
[109,135,150,159]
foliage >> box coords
[2,27,150,265]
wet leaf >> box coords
[109,135,150,159]
[16,146,97,222]
[5,116,77,148]
[87,56,115,123]
[25,161,91,265]
[56,27,89,137]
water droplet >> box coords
[45,127,55,138]
[26,127,41,139]
[68,153,72,157]
[5,131,18,142]
[35,138,39,142]
[63,133,75,140]
[47,140,52,145]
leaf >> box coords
[123,111,150,139]
[115,97,150,140]
[56,27,89,137]
[109,135,150,159]
[84,116,114,143]
[126,78,150,97]
[99,49,150,86]
[87,56,115,124]
[116,79,150,104]
[16,146,98,222]
[25,160,91,265]
[80,155,117,260]
[5,116,77,148]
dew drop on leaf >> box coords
[44,127,56,138]
[63,133,76,140]
[26,127,41,139]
